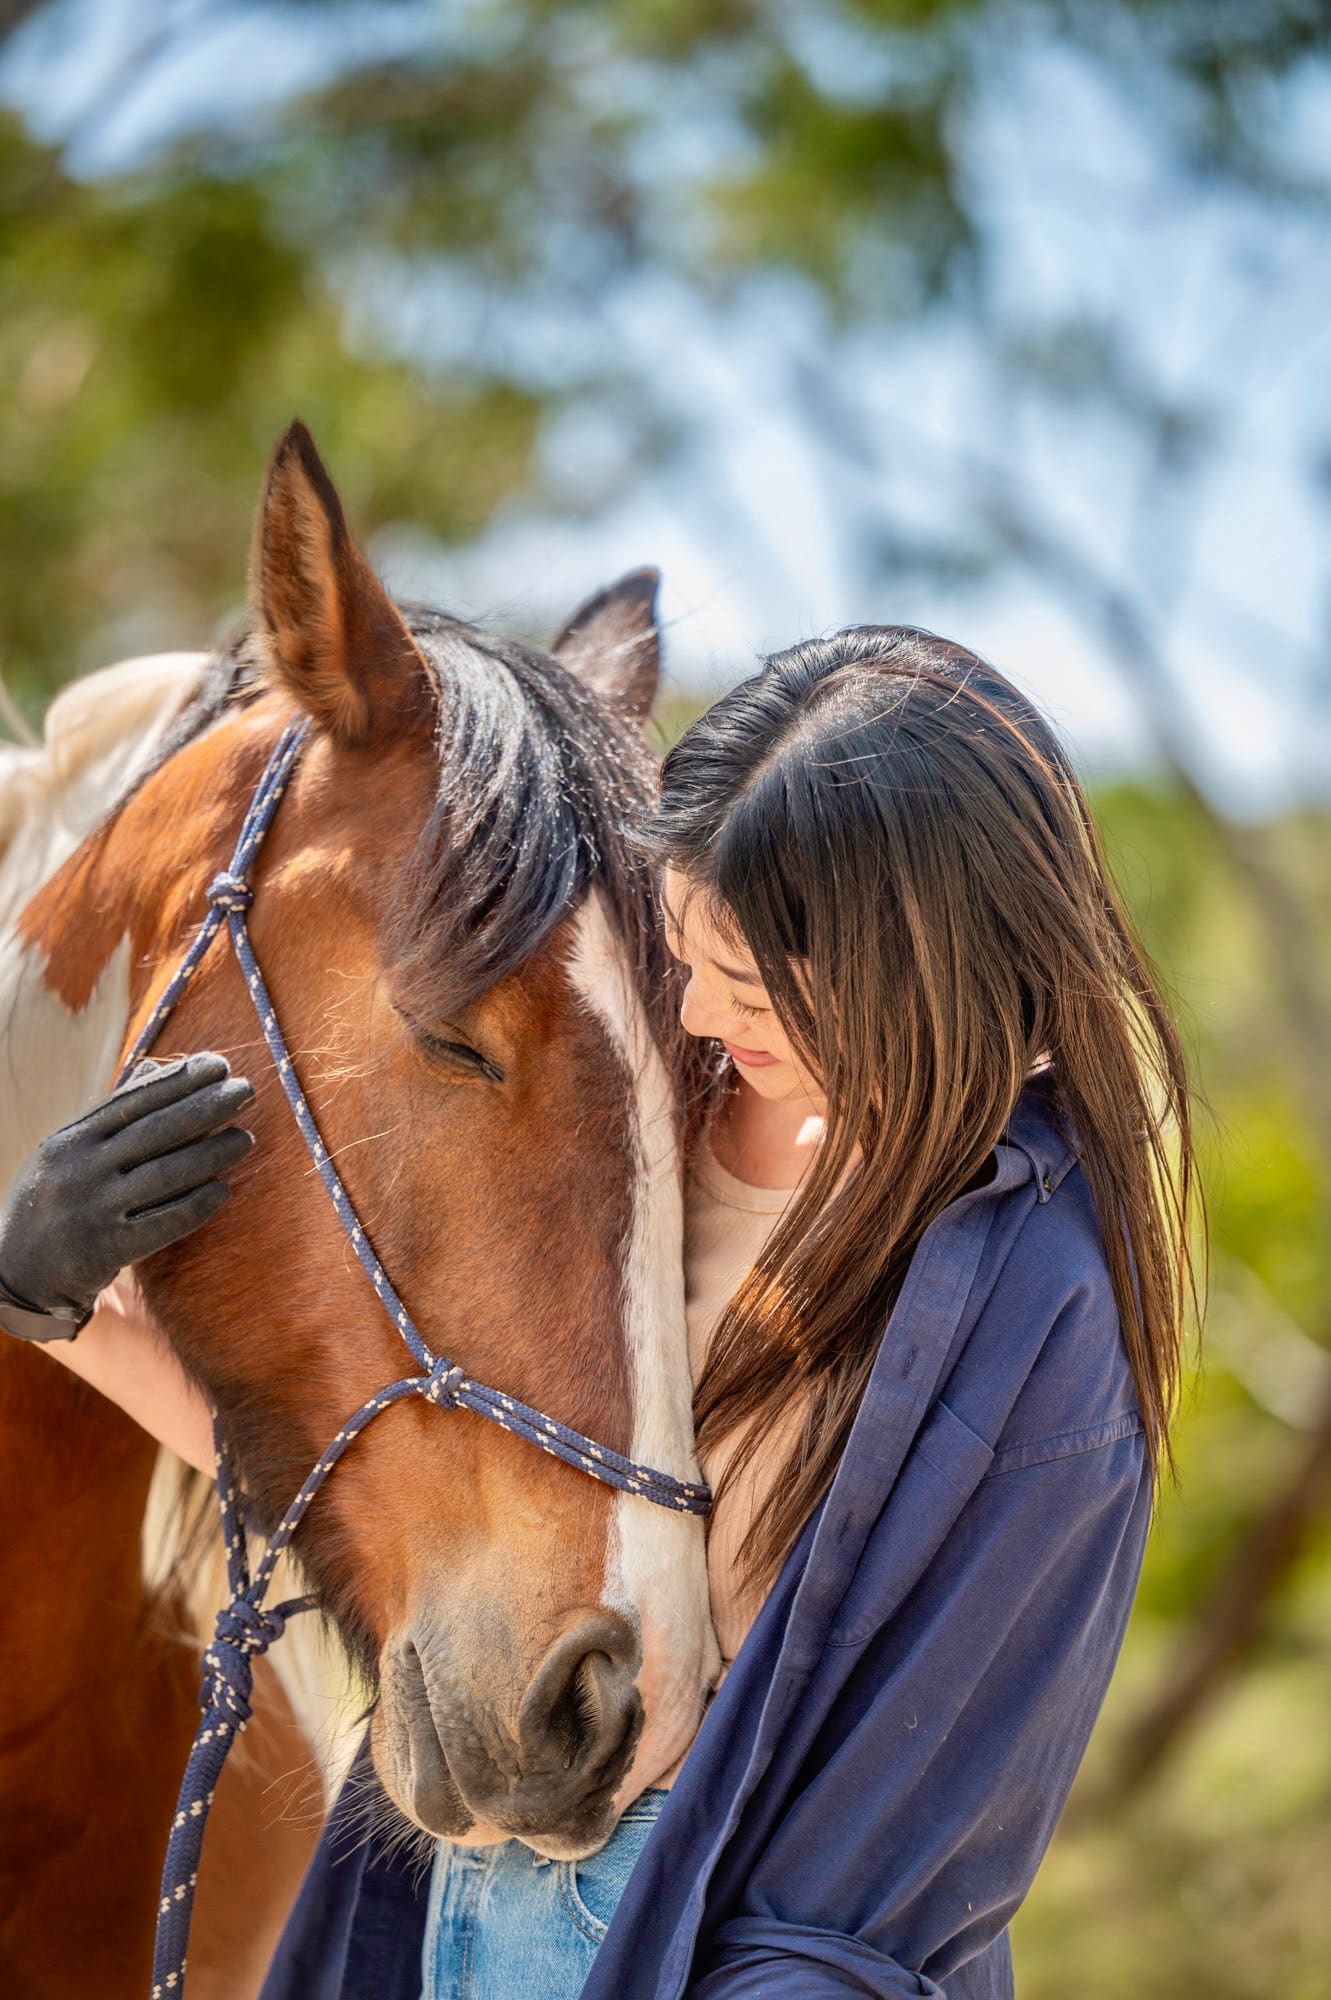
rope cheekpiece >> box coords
[124,718,711,1998]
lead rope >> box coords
[126,719,710,1998]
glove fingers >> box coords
[81,1053,234,1140]
[120,1126,255,1220]
[119,1178,233,1261]
[104,1073,256,1169]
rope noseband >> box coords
[124,718,710,1998]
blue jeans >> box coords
[421,1790,668,2000]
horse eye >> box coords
[416,1029,504,1085]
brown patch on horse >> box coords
[17,826,133,1012]
[18,704,281,1018]
[0,1345,183,1996]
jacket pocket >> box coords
[914,1397,995,1496]
[828,1399,994,1647]
[557,1860,611,1944]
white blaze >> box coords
[566,895,720,1791]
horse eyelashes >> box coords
[390,1000,504,1084]
[417,1031,504,1086]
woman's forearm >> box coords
[41,1275,215,1475]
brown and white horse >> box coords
[0,424,717,1996]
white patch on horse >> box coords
[0,934,134,1193]
[0,651,206,899]
[0,652,206,1182]
[565,894,719,1791]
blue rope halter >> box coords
[121,716,710,1999]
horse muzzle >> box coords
[374,1606,645,1857]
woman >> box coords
[0,625,1195,1997]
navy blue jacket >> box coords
[262,1088,1150,1998]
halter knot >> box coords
[425,1359,467,1408]
[207,870,254,914]
[200,1596,288,1726]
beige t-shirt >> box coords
[654,1143,804,1787]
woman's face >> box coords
[661,865,824,1109]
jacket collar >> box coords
[1003,1080,1077,1204]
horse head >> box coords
[19,423,718,1857]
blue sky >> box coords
[5,0,1329,814]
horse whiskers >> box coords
[360,1802,438,1886]
[262,1770,336,1832]
[252,1754,327,1830]
[325,1770,436,1881]
[328,1121,408,1161]
[294,1121,410,1178]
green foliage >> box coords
[1014,778,1331,1999]
[3,0,1322,708]
[0,110,545,701]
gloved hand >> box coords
[0,1052,256,1342]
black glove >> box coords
[0,1052,256,1342]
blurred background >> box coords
[2,1,1328,1991]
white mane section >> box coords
[0,652,207,1183]
[0,651,206,929]
[565,895,718,1789]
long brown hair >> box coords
[646,626,1198,1595]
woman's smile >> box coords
[722,1040,778,1068]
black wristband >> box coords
[0,1274,91,1344]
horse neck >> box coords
[0,1342,162,1710]
[0,707,267,1688]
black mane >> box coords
[392,606,684,1054]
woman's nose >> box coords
[679,972,724,1043]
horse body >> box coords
[0,424,716,1989]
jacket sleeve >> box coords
[688,1419,1150,1998]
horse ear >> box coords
[250,421,432,746]
[550,567,662,724]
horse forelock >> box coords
[390,608,693,1087]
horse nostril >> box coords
[518,1612,642,1782]
[548,1650,611,1771]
